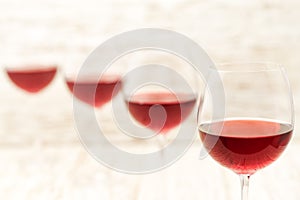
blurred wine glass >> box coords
[3,56,59,161]
[121,50,200,151]
[63,58,123,135]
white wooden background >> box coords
[1,0,300,199]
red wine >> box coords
[66,75,121,108]
[199,119,293,175]
[6,65,57,93]
[127,92,196,133]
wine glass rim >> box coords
[4,64,58,72]
[199,117,294,126]
[210,62,285,73]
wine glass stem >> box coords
[240,174,250,200]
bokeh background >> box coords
[1,0,300,199]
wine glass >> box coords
[4,62,58,161]
[122,63,198,149]
[198,63,294,200]
[64,65,123,136]
[63,65,123,199]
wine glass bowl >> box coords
[126,90,196,134]
[5,64,57,93]
[65,73,122,108]
[199,119,292,175]
[198,63,294,200]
